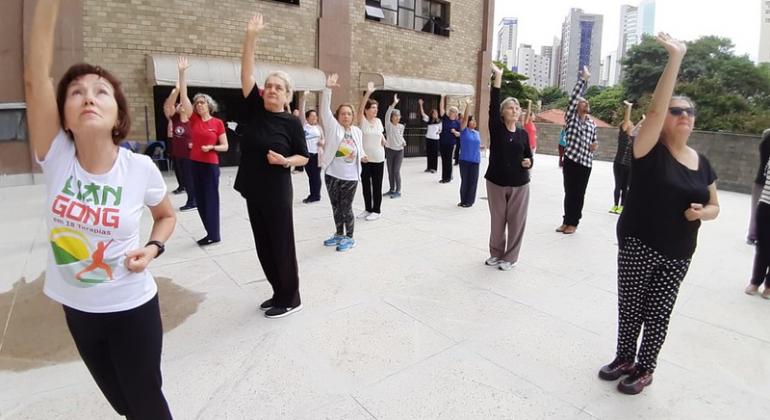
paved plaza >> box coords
[0,153,767,419]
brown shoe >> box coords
[555,224,567,232]
[562,225,577,234]
[762,286,770,300]
[599,358,636,381]
[617,367,653,395]
[745,284,760,295]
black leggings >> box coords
[613,162,631,206]
[439,143,454,182]
[751,202,770,286]
[326,174,358,237]
[361,162,384,213]
[425,139,438,171]
[63,295,172,419]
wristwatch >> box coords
[145,240,165,258]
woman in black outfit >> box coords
[609,100,636,214]
[599,33,720,395]
[237,12,309,319]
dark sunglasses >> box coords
[669,107,696,117]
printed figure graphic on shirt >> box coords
[336,132,358,163]
[75,239,114,281]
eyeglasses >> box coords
[669,107,696,117]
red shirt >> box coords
[189,113,225,164]
[524,121,537,150]
[170,114,191,159]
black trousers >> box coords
[361,161,384,213]
[176,157,196,207]
[751,202,770,286]
[191,161,220,241]
[63,295,172,420]
[453,138,461,163]
[612,162,631,207]
[172,157,185,190]
[562,158,592,226]
[305,153,322,201]
[246,199,301,308]
[439,143,454,182]
[459,161,479,205]
[425,139,439,171]
[616,237,690,371]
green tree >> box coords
[621,35,770,133]
[540,86,567,108]
[492,61,538,106]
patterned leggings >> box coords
[616,236,691,371]
[325,175,358,238]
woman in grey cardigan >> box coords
[384,94,407,198]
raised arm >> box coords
[525,99,534,124]
[566,66,589,122]
[24,0,62,160]
[385,93,398,128]
[622,100,633,132]
[439,94,446,117]
[634,33,687,158]
[461,98,472,130]
[177,57,192,119]
[241,13,265,97]
[320,73,341,137]
[163,86,179,119]
[489,63,503,123]
[418,98,428,122]
[298,90,308,126]
[356,82,375,125]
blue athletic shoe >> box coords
[336,237,356,252]
[324,235,345,247]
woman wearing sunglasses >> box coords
[599,33,720,395]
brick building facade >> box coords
[0,0,495,186]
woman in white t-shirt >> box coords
[356,82,386,221]
[24,1,176,418]
[298,90,325,203]
[320,74,366,252]
[419,98,442,173]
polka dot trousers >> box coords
[615,236,691,371]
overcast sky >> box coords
[493,0,761,63]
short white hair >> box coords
[500,96,520,115]
[448,106,459,114]
[192,93,218,113]
[264,71,293,100]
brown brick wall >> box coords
[81,0,319,139]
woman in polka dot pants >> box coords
[598,33,720,395]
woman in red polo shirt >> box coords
[178,58,229,245]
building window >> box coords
[0,106,27,142]
[266,0,299,4]
[365,0,450,37]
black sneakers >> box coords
[197,237,220,246]
[617,367,654,395]
[598,357,636,381]
[259,299,274,311]
[264,304,304,319]
[180,204,197,212]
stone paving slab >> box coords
[0,154,768,419]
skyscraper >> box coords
[557,8,603,91]
[517,44,552,90]
[616,1,655,84]
[496,18,518,70]
[760,0,770,63]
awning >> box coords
[146,54,326,91]
[358,72,474,96]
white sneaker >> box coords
[365,212,381,221]
[745,284,760,295]
[357,211,371,219]
[485,257,501,266]
[498,261,518,271]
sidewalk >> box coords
[0,154,767,419]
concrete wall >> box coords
[535,122,762,194]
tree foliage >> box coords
[621,35,770,133]
[492,61,539,107]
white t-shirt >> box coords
[304,123,321,154]
[422,115,442,140]
[360,117,385,163]
[325,130,360,181]
[39,131,167,313]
